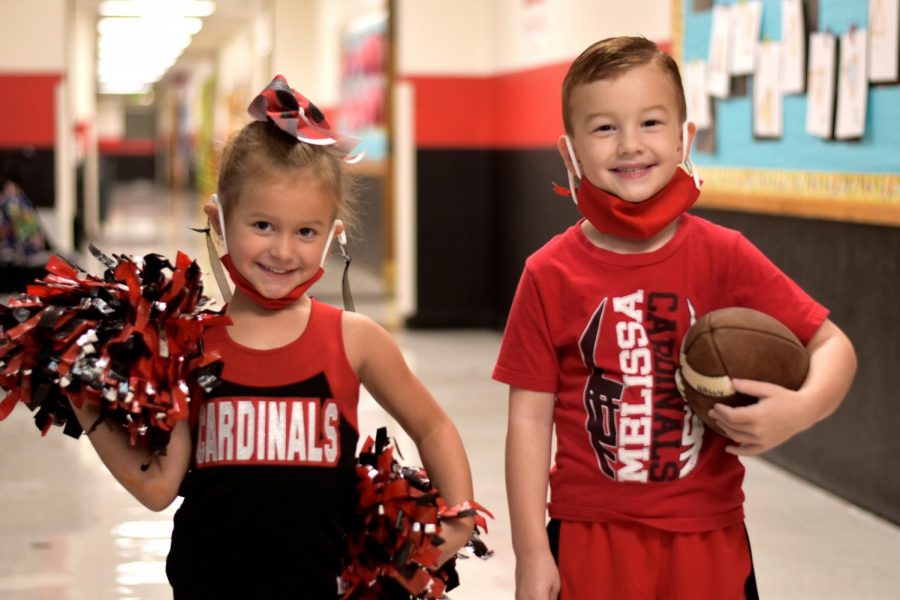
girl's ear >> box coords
[334,219,347,245]
[203,199,223,238]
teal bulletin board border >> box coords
[676,0,900,226]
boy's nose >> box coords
[617,127,642,155]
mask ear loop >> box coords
[337,228,355,313]
[320,220,355,312]
[563,135,582,206]
[206,193,233,304]
[681,122,701,190]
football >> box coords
[675,307,810,436]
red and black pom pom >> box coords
[0,245,227,455]
[342,427,493,599]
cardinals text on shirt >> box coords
[582,289,703,483]
[195,397,340,467]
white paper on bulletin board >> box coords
[780,0,806,93]
[868,0,900,82]
[835,29,869,140]
[685,60,713,130]
[730,0,763,75]
[706,4,733,98]
[754,41,783,138]
[806,32,837,139]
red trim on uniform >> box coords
[403,40,673,149]
[0,73,62,148]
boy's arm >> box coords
[708,318,857,456]
[70,400,192,511]
[507,386,560,600]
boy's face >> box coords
[562,63,689,203]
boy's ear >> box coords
[557,135,582,179]
[680,121,698,163]
[203,200,223,238]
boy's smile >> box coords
[564,63,687,204]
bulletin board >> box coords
[675,0,900,226]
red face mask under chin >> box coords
[569,167,700,240]
[220,254,324,310]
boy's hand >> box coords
[707,378,813,456]
[515,549,560,600]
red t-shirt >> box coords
[493,215,828,532]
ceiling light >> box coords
[99,0,215,18]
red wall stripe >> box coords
[405,40,672,149]
[0,74,62,148]
[98,137,157,156]
[403,75,496,147]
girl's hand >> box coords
[514,548,560,600]
[707,378,813,456]
[434,517,475,567]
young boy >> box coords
[493,37,856,600]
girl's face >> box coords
[564,63,687,203]
[222,171,340,300]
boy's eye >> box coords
[643,119,662,127]
[594,124,614,132]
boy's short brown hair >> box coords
[561,36,687,134]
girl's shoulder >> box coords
[340,309,399,375]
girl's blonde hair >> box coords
[216,121,358,231]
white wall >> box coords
[493,0,673,72]
[0,0,66,71]
[396,0,673,76]
[396,0,495,76]
[271,0,324,99]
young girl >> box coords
[71,75,475,598]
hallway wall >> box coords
[0,1,67,219]
[395,0,672,327]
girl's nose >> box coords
[268,233,293,261]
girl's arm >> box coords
[709,318,857,455]
[506,386,559,600]
[343,312,475,566]
[70,399,192,511]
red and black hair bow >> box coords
[248,74,363,163]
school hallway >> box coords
[1,184,899,600]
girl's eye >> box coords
[298,227,316,238]
[252,221,273,232]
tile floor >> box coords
[1,184,899,599]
